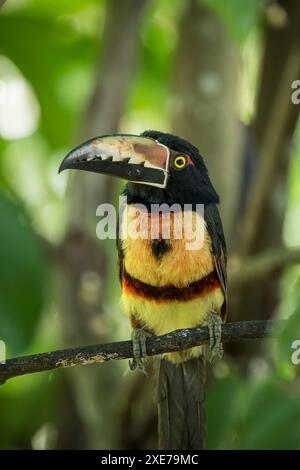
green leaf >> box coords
[273,304,300,380]
[235,378,300,449]
[10,0,101,17]
[202,0,263,44]
[0,190,46,355]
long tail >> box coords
[154,356,206,450]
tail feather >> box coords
[154,357,206,450]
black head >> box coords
[124,130,219,207]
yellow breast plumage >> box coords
[119,205,224,361]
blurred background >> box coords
[0,0,300,450]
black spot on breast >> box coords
[151,239,171,260]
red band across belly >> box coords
[122,269,220,302]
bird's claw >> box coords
[129,328,152,376]
[207,313,223,363]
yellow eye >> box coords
[173,155,187,169]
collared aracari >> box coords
[60,130,227,450]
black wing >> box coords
[205,204,227,321]
[116,209,125,285]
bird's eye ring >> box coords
[173,155,187,170]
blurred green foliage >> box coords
[0,3,96,147]
[208,308,300,449]
[202,0,263,43]
[0,0,299,450]
[0,191,46,354]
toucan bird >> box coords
[60,130,227,450]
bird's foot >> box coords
[207,312,223,363]
[129,328,152,376]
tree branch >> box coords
[0,320,284,385]
[239,43,300,256]
[229,246,300,290]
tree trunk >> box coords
[171,0,242,244]
[229,0,300,361]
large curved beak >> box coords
[59,134,170,189]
